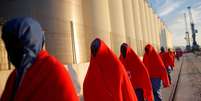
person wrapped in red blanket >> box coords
[83,38,137,101]
[0,17,79,101]
[143,44,170,101]
[159,47,173,84]
[119,43,154,101]
[168,48,175,69]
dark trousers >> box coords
[151,78,162,101]
[166,67,172,84]
[135,88,144,101]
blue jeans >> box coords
[135,88,144,101]
[151,78,162,101]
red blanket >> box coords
[83,39,137,101]
[159,52,172,68]
[119,46,154,101]
[1,51,79,101]
[169,51,175,67]
[143,44,170,87]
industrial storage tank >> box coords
[0,0,90,64]
[0,0,171,64]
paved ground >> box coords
[174,53,201,101]
[162,56,182,101]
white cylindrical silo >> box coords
[139,0,148,46]
[132,0,144,55]
[108,0,126,55]
[144,2,152,44]
[83,0,112,48]
[122,0,137,52]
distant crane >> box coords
[187,6,199,50]
[184,13,191,50]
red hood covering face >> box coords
[143,44,170,87]
[83,38,137,101]
[0,50,79,101]
[119,44,154,101]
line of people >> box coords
[84,38,175,101]
[159,47,175,84]
[0,17,175,101]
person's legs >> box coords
[135,88,144,101]
[151,78,162,101]
[166,67,172,84]
[168,73,171,84]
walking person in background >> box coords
[168,48,175,70]
[159,47,173,84]
[0,17,79,101]
[83,38,137,101]
[175,48,183,61]
[143,44,170,101]
[119,43,154,101]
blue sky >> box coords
[149,0,201,47]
